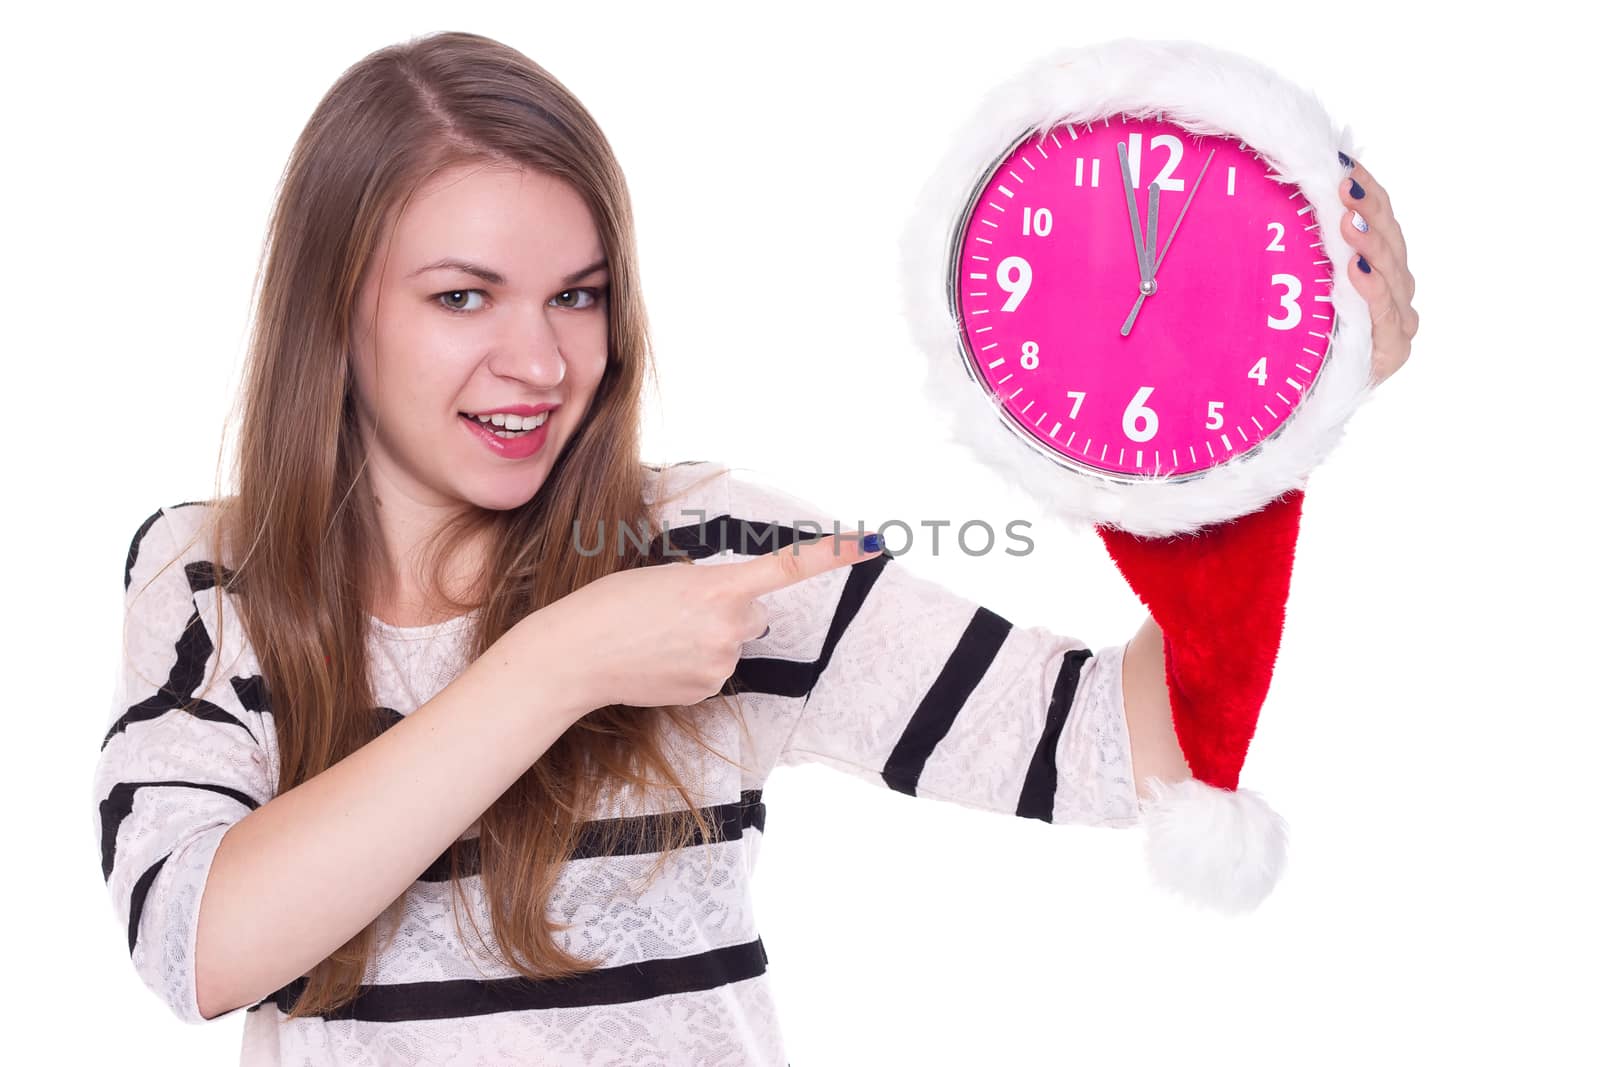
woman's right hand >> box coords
[532,532,883,712]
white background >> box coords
[6,1,1594,1064]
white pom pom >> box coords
[1139,777,1289,915]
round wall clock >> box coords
[900,39,1377,913]
[902,38,1374,537]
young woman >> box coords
[91,30,1414,1066]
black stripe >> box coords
[1015,648,1094,822]
[123,508,165,593]
[251,936,771,1020]
[657,514,816,560]
[721,554,889,703]
[726,553,891,703]
[100,779,260,881]
[126,854,167,954]
[102,605,256,750]
[881,606,1013,796]
[184,558,236,594]
[416,789,767,882]
[798,554,885,709]
[122,501,210,592]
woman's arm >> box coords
[194,622,585,1020]
[1120,613,1193,803]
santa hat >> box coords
[897,39,1378,914]
[1094,488,1302,914]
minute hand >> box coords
[1149,146,1215,276]
[1117,141,1150,284]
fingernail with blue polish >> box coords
[862,533,883,553]
[1338,151,1353,169]
[1353,210,1369,233]
[1357,255,1371,274]
[1349,178,1366,199]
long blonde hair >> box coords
[140,30,750,1018]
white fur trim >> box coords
[899,38,1376,536]
[1138,776,1289,915]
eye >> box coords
[551,286,607,311]
[435,289,487,314]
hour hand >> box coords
[1142,180,1160,281]
[1122,181,1160,335]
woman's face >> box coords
[348,161,610,515]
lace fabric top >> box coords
[91,461,1140,1066]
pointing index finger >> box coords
[724,532,884,596]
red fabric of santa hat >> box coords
[1093,486,1304,914]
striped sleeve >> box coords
[719,471,1141,829]
[91,506,274,1024]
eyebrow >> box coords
[407,256,609,287]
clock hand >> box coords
[1121,180,1160,336]
[1143,178,1160,279]
[1121,148,1215,335]
[1117,141,1150,285]
[1150,146,1215,275]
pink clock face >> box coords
[953,113,1336,479]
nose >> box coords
[486,305,567,387]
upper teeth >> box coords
[472,412,548,430]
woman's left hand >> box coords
[1338,157,1418,388]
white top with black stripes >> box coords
[91,460,1139,1066]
